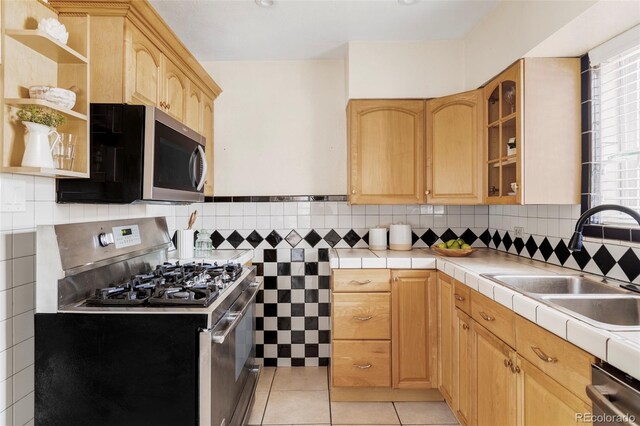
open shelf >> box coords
[5,98,87,121]
[5,29,87,64]
[3,166,88,178]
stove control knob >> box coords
[98,232,115,247]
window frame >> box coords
[581,54,640,244]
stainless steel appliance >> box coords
[56,104,207,204]
[35,217,261,426]
[587,363,640,426]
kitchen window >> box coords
[584,25,640,241]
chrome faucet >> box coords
[568,204,640,251]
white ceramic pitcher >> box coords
[21,121,60,169]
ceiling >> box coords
[149,0,499,61]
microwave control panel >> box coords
[111,225,142,249]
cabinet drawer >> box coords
[453,281,470,314]
[332,340,391,387]
[516,316,595,402]
[471,292,515,348]
[333,293,391,339]
[333,269,391,292]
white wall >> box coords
[525,0,640,58]
[202,60,347,196]
[463,0,596,89]
[346,41,466,99]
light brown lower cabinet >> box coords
[437,272,595,426]
[454,309,471,426]
[437,272,455,403]
[331,269,438,401]
[518,356,592,426]
[473,322,518,426]
[392,270,437,389]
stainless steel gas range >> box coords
[35,217,262,426]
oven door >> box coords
[143,106,207,203]
[199,281,262,426]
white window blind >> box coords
[590,30,640,226]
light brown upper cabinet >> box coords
[348,100,425,205]
[161,57,188,122]
[426,90,483,204]
[202,95,215,197]
[52,0,221,195]
[186,85,203,133]
[484,58,580,204]
[124,23,161,106]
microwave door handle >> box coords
[196,145,208,191]
[188,149,197,187]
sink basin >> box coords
[482,274,627,295]
[541,295,640,331]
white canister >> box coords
[389,224,412,251]
[368,227,387,251]
[175,229,195,259]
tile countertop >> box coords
[174,249,254,266]
[329,247,640,380]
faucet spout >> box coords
[568,204,640,251]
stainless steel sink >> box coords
[482,274,627,295]
[540,295,640,331]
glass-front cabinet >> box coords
[484,60,522,204]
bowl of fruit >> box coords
[432,239,476,257]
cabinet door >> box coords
[348,100,425,204]
[162,57,188,122]
[202,95,214,197]
[391,270,437,389]
[426,90,483,204]
[518,357,592,426]
[473,323,517,426]
[484,60,523,205]
[437,273,455,402]
[124,23,161,106]
[454,309,471,426]
[186,83,203,132]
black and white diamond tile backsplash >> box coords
[488,229,640,283]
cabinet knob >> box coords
[351,189,356,195]
[167,103,171,110]
[503,359,512,368]
[393,277,399,282]
[425,190,431,195]
[462,323,469,330]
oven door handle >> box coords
[586,384,639,426]
[196,145,208,191]
[211,282,261,344]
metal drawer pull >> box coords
[454,294,465,301]
[349,280,371,285]
[479,311,495,321]
[353,315,373,321]
[462,323,469,330]
[353,363,372,369]
[531,346,557,363]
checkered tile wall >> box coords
[245,226,488,366]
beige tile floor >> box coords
[249,367,460,426]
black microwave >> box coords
[57,104,207,204]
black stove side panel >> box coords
[35,313,208,426]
